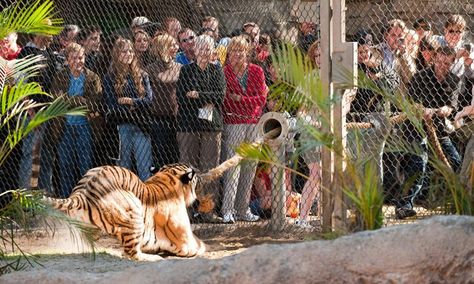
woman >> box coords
[133,30,151,68]
[221,35,268,223]
[176,35,226,221]
[104,38,153,181]
[146,34,181,167]
[415,37,436,72]
[50,43,102,197]
[292,39,322,229]
[254,33,276,86]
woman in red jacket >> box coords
[221,35,268,223]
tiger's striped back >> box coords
[47,166,144,213]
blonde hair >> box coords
[385,19,407,35]
[202,16,218,27]
[445,14,467,29]
[150,33,176,63]
[227,35,251,55]
[307,40,321,68]
[64,42,84,59]
[110,37,145,97]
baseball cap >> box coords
[131,16,150,28]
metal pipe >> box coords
[256,112,295,231]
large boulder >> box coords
[2,216,473,283]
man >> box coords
[347,29,399,188]
[164,17,181,40]
[76,26,104,76]
[176,28,196,65]
[17,30,57,194]
[201,16,229,65]
[396,46,462,219]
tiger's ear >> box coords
[180,168,196,184]
[150,166,159,174]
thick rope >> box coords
[346,110,451,168]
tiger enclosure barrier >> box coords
[1,0,474,244]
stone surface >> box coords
[1,216,473,283]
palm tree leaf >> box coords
[0,97,86,165]
[1,80,47,116]
[0,0,63,39]
[1,56,45,83]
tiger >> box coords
[44,151,250,261]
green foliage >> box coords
[0,0,93,274]
[0,190,98,274]
[0,0,63,38]
[270,43,330,126]
[343,160,384,230]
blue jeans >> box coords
[58,124,93,197]
[118,123,152,181]
[439,137,461,172]
[401,141,429,207]
[401,137,461,207]
[18,122,54,193]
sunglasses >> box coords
[200,27,216,34]
[448,29,463,34]
[418,25,431,31]
[180,36,195,43]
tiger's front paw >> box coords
[176,240,205,257]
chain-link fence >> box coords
[345,0,474,226]
[1,0,473,238]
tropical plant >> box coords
[236,41,473,233]
[0,0,94,275]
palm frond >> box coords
[235,142,309,180]
[0,0,63,39]
[0,190,97,274]
[2,56,46,83]
[0,97,86,166]
[342,160,384,230]
[270,43,328,114]
[1,80,47,117]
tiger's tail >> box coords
[44,195,83,213]
[199,140,263,184]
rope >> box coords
[345,110,451,168]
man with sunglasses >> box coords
[176,28,196,65]
[433,15,474,78]
[201,16,230,65]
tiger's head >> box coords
[153,163,200,206]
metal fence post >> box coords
[319,0,334,233]
[320,0,357,232]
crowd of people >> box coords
[347,15,474,219]
[1,12,473,229]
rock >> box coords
[2,216,473,283]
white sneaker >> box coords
[222,213,235,223]
[295,219,314,230]
[236,211,260,222]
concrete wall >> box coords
[346,0,474,40]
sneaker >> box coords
[395,205,417,220]
[236,211,260,222]
[222,213,235,224]
[295,219,314,230]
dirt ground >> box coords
[0,219,321,275]
[0,204,438,275]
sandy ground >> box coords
[0,219,320,275]
[0,204,436,275]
